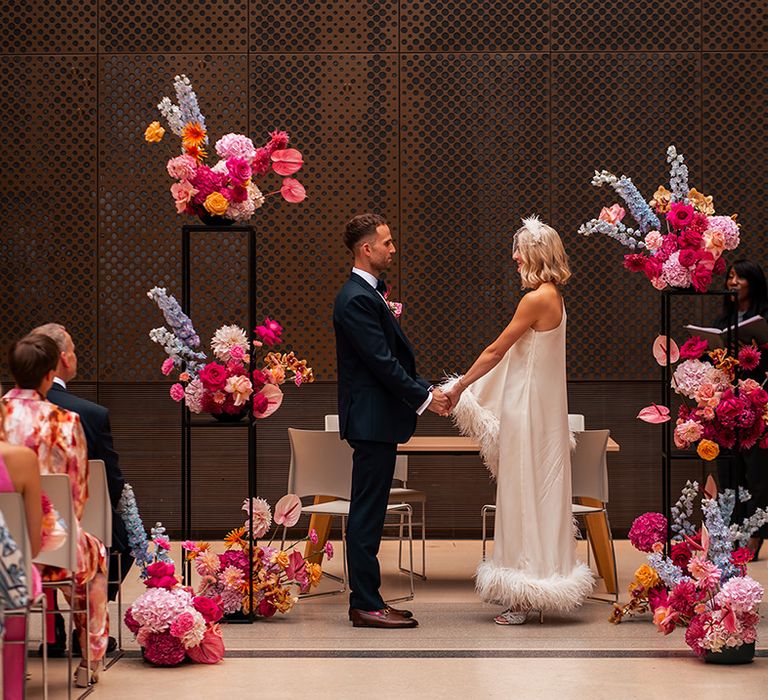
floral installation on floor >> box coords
[119,488,225,666]
[610,479,767,660]
[579,146,739,292]
[637,335,768,461]
[147,286,314,418]
[144,74,306,223]
[182,494,332,618]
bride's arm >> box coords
[445,293,542,405]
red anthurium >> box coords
[652,335,680,365]
[270,148,304,176]
[637,404,671,423]
[280,177,306,203]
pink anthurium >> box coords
[652,335,680,365]
[253,384,283,419]
[280,177,306,203]
[270,148,304,176]
[274,494,302,527]
[637,404,671,423]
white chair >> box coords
[0,492,48,700]
[34,474,81,699]
[570,429,618,602]
[81,460,123,669]
[324,415,428,579]
[482,414,588,560]
[285,428,415,603]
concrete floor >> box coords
[22,539,768,699]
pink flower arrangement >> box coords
[579,146,738,292]
[150,299,315,419]
[639,336,768,458]
[183,494,332,618]
[146,75,306,223]
[611,479,767,659]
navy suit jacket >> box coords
[46,383,129,553]
[333,273,430,444]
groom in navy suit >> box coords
[334,213,450,629]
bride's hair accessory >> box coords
[520,214,545,243]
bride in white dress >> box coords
[444,216,593,624]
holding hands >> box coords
[443,378,465,411]
[427,388,452,417]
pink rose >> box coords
[226,157,252,184]
[653,605,679,635]
[644,231,663,250]
[161,357,175,375]
[694,383,716,406]
[170,180,198,214]
[167,154,198,180]
[598,203,626,225]
[701,406,715,421]
[667,202,695,230]
[715,391,742,427]
[199,362,228,391]
[679,227,703,250]
[170,383,185,402]
[678,249,697,267]
[251,369,267,391]
[193,595,224,623]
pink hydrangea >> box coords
[226,157,252,185]
[628,512,668,552]
[716,576,764,614]
[662,251,692,288]
[672,359,711,399]
[706,216,740,250]
[167,154,198,180]
[130,587,193,632]
[215,133,257,162]
[143,631,186,666]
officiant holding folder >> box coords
[712,260,768,559]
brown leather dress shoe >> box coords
[349,608,418,628]
[348,605,413,620]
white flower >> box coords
[210,325,248,362]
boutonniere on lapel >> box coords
[382,288,403,319]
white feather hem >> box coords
[440,375,576,480]
[475,559,594,612]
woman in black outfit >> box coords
[714,259,768,559]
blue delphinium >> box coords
[591,170,661,234]
[173,74,208,143]
[117,484,152,573]
[647,551,689,587]
[147,287,200,349]
[702,495,740,581]
[578,218,646,250]
[667,145,689,203]
[670,480,698,538]
[148,327,207,375]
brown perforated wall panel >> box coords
[0,5,764,537]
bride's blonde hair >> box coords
[513,216,571,289]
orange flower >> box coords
[697,439,719,461]
[182,121,207,149]
[687,188,714,215]
[708,348,738,378]
[224,526,247,550]
[650,185,672,214]
[183,143,208,163]
[144,121,165,142]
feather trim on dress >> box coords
[475,559,594,612]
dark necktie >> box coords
[376,278,388,295]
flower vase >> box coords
[704,642,755,664]
[212,409,248,423]
[198,211,234,227]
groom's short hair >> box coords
[344,213,386,251]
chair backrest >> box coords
[288,428,354,500]
[81,459,112,548]
[324,414,339,431]
[568,413,585,431]
[34,474,78,571]
[324,413,409,483]
[0,492,32,603]
[570,429,610,502]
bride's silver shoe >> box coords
[493,609,544,625]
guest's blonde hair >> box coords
[513,216,571,289]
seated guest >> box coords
[713,259,768,559]
[34,323,130,651]
[1,334,109,687]
[0,390,43,700]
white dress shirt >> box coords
[351,267,432,415]
[52,376,67,390]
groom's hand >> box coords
[427,388,451,417]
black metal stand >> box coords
[181,224,257,622]
[660,288,737,551]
